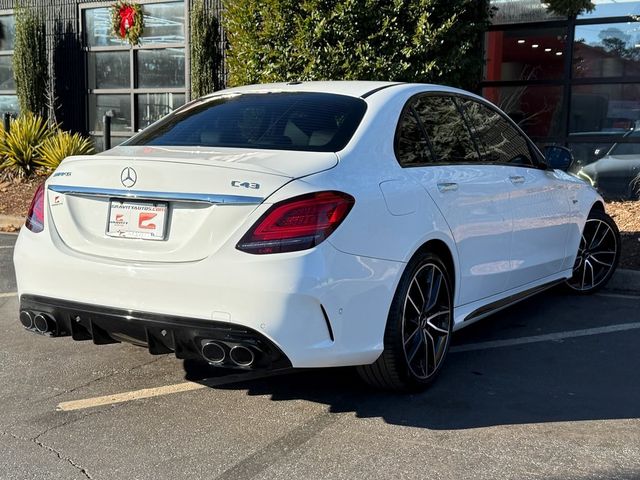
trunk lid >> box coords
[47,147,337,263]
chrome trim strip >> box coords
[48,185,263,205]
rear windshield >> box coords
[126,92,367,152]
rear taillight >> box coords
[237,191,355,254]
[25,183,45,233]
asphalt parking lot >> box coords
[1,231,639,480]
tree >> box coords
[223,0,491,91]
[190,0,222,98]
[542,0,595,17]
[13,6,48,116]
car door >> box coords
[397,94,514,306]
[458,97,574,287]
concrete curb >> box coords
[605,268,640,295]
[0,214,23,230]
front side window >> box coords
[458,98,534,166]
[126,92,367,153]
[412,96,480,164]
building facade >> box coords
[0,0,224,149]
[0,0,639,191]
[486,0,640,195]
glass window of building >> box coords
[0,13,18,116]
[482,85,564,139]
[570,83,640,134]
[488,0,640,199]
[485,28,567,81]
[573,23,640,78]
[82,1,187,149]
[578,0,640,19]
[490,0,566,24]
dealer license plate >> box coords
[106,200,168,240]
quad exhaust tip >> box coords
[229,345,255,367]
[201,341,226,364]
[19,311,33,329]
[33,313,56,334]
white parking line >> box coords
[451,322,640,353]
[56,370,285,412]
[0,292,17,298]
[57,382,206,411]
[0,246,13,249]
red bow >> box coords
[119,6,136,38]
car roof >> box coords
[210,81,491,104]
[218,81,401,98]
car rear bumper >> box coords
[14,227,404,368]
[19,294,291,370]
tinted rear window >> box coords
[126,92,367,152]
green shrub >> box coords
[0,113,52,178]
[223,0,491,90]
[13,6,48,116]
[191,0,222,98]
[36,130,95,172]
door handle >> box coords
[437,182,459,193]
[509,175,525,185]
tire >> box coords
[357,251,454,392]
[565,209,621,295]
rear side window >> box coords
[412,96,480,164]
[126,92,367,152]
[396,109,432,166]
[458,98,534,167]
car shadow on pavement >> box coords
[185,292,640,430]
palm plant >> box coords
[36,130,95,171]
[0,113,52,178]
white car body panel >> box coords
[13,81,604,369]
[408,164,514,305]
[508,166,575,288]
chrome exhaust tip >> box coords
[201,341,226,364]
[33,313,55,334]
[19,311,33,329]
[229,345,255,367]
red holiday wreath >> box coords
[111,1,144,46]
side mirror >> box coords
[544,145,573,171]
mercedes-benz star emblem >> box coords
[120,167,137,188]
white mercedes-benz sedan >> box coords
[13,81,620,391]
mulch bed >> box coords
[606,201,640,271]
[0,176,44,232]
[1,177,639,270]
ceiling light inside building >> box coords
[545,48,552,52]
[556,52,563,56]
[532,44,539,48]
[517,39,525,44]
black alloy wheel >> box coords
[358,251,453,391]
[566,209,620,294]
